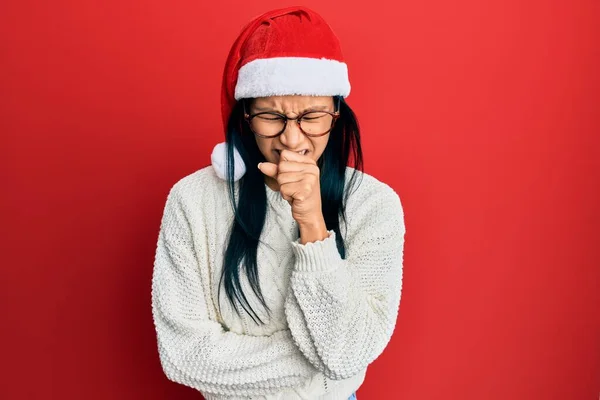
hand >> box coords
[258,150,329,242]
[258,149,321,224]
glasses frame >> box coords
[243,97,341,138]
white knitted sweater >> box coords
[151,165,405,400]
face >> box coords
[249,95,335,165]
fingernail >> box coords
[257,163,262,169]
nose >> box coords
[278,119,304,149]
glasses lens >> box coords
[250,113,285,137]
[300,112,334,136]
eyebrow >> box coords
[252,104,330,113]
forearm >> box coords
[154,315,316,396]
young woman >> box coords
[151,6,405,400]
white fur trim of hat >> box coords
[211,142,246,182]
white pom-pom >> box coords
[211,142,246,181]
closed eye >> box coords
[256,113,285,121]
[301,112,329,121]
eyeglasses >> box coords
[243,97,341,138]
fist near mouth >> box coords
[258,149,329,243]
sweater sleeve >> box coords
[284,187,405,380]
[151,184,316,397]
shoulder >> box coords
[165,165,230,211]
[342,167,405,242]
[344,167,403,215]
[169,165,227,197]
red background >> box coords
[2,0,599,399]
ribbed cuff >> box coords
[291,230,343,272]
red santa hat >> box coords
[212,6,351,181]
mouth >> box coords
[275,149,309,156]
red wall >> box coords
[3,1,599,399]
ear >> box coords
[211,142,246,181]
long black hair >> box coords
[217,95,364,324]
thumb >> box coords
[258,162,278,178]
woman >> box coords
[151,6,405,400]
